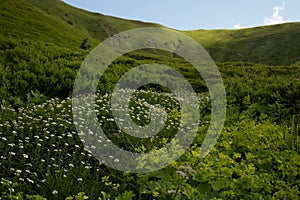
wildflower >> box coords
[179,165,196,174]
[167,189,177,194]
[26,178,34,184]
[8,188,15,193]
[176,170,188,179]
[52,190,58,195]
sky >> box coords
[62,0,300,30]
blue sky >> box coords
[62,0,300,30]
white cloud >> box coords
[233,1,288,29]
[233,24,246,29]
[264,2,286,25]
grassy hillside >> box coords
[0,0,161,50]
[27,0,162,42]
[0,0,98,49]
[0,0,300,199]
[0,0,299,105]
[0,0,299,65]
[184,23,300,65]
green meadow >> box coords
[0,0,299,199]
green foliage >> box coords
[0,0,300,199]
[1,89,299,199]
[0,32,299,199]
[134,118,300,199]
[0,35,86,106]
[0,180,46,200]
[218,62,300,123]
[65,192,89,200]
[115,191,136,200]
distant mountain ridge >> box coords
[1,0,300,65]
[184,23,300,65]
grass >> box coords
[0,0,97,49]
[1,0,299,65]
[0,0,162,50]
[183,22,300,65]
[0,0,300,199]
[27,0,163,42]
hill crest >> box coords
[1,0,299,65]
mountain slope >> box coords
[27,0,162,42]
[0,0,299,65]
[184,23,300,65]
[0,0,161,49]
[0,0,98,49]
